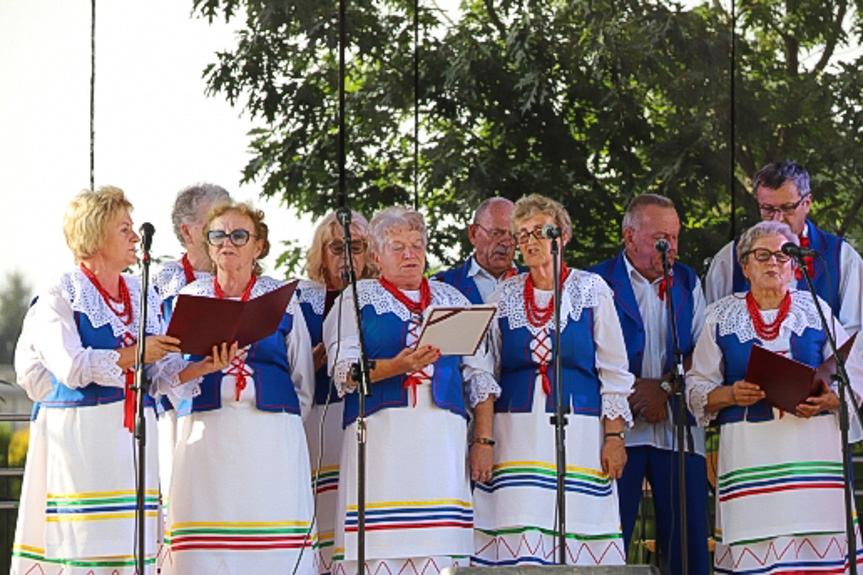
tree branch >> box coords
[484,0,507,38]
[813,0,848,73]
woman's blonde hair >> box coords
[511,194,572,243]
[202,201,270,276]
[306,210,377,285]
[63,186,133,262]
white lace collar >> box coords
[296,279,327,315]
[354,278,470,322]
[55,270,163,338]
[153,259,211,301]
[493,269,608,333]
[707,290,823,343]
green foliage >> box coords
[193,0,863,272]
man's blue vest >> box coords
[298,290,342,406]
[715,321,826,424]
[341,305,468,427]
[495,305,602,415]
[732,220,844,317]
[433,257,485,304]
[589,252,698,425]
[177,312,301,415]
[40,312,155,409]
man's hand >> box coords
[629,378,669,423]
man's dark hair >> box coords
[752,161,811,197]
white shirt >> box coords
[468,255,516,303]
[622,256,707,454]
[704,228,863,335]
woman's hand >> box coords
[601,436,627,479]
[313,342,327,373]
[394,345,441,374]
[796,381,840,418]
[117,335,182,369]
[730,380,766,406]
[178,342,244,383]
[470,442,495,484]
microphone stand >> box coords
[135,227,153,575]
[659,246,689,575]
[339,211,374,573]
[549,235,568,564]
[793,252,862,575]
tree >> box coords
[0,272,31,366]
[193,0,863,272]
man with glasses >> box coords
[434,197,519,303]
[589,194,710,575]
[705,161,863,334]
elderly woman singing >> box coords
[296,210,376,573]
[157,201,316,574]
[686,220,863,574]
[322,206,497,575]
[471,194,634,566]
[12,187,181,574]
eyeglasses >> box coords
[475,223,514,242]
[758,195,808,217]
[386,241,425,254]
[328,239,367,256]
[207,229,254,247]
[743,248,792,264]
[515,227,545,245]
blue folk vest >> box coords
[495,306,602,415]
[732,220,844,318]
[298,295,341,406]
[590,253,698,424]
[177,312,301,415]
[433,257,485,304]
[715,322,826,424]
[341,305,468,427]
[40,312,155,409]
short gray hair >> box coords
[752,161,810,198]
[621,194,676,236]
[736,221,798,265]
[171,183,231,246]
[367,206,428,257]
[473,197,515,225]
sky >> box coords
[0,0,314,298]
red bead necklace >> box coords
[524,265,569,327]
[79,264,133,326]
[745,291,791,341]
[214,275,257,302]
[180,253,196,285]
[378,277,431,315]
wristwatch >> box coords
[604,431,625,441]
[660,380,673,395]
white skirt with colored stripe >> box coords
[305,400,345,574]
[11,401,161,575]
[472,381,626,566]
[714,409,862,573]
[159,395,316,575]
[332,384,473,572]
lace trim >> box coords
[151,353,202,402]
[86,349,125,388]
[685,379,720,426]
[353,279,471,321]
[296,279,326,315]
[153,260,210,301]
[495,270,607,335]
[56,271,162,339]
[333,358,355,395]
[469,371,501,408]
[602,393,634,428]
[707,290,823,344]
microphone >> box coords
[781,242,819,258]
[655,238,670,253]
[336,207,352,226]
[139,222,155,254]
[541,224,561,239]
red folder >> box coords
[167,280,298,356]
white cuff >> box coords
[602,393,633,428]
[686,380,720,426]
[333,358,356,396]
[86,349,125,388]
[469,372,501,408]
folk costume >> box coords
[433,255,520,304]
[472,268,634,566]
[157,275,317,575]
[322,278,498,575]
[687,291,863,573]
[11,269,164,574]
[589,252,711,575]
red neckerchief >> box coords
[746,291,791,341]
[658,275,673,301]
[378,277,432,405]
[524,265,569,395]
[80,265,138,432]
[502,267,519,280]
[215,275,257,400]
[180,253,196,285]
[795,237,815,281]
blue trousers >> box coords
[617,445,711,575]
